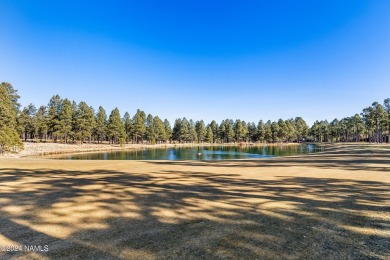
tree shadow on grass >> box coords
[0,167,389,259]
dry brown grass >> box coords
[0,144,389,259]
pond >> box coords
[61,144,323,160]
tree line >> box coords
[1,82,389,152]
[311,101,390,143]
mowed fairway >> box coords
[0,145,389,259]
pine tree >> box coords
[294,117,308,142]
[321,120,330,142]
[206,126,213,143]
[48,95,62,141]
[0,84,23,152]
[153,116,166,143]
[242,121,249,142]
[131,109,146,143]
[0,85,17,127]
[1,82,21,112]
[172,118,182,142]
[210,120,219,143]
[352,114,364,142]
[384,98,390,143]
[123,112,132,144]
[189,119,197,143]
[247,122,256,142]
[219,119,235,143]
[163,119,172,142]
[36,106,49,141]
[107,108,126,144]
[74,102,95,143]
[285,119,296,142]
[271,121,279,143]
[257,120,265,143]
[58,99,73,143]
[372,102,385,143]
[70,101,78,142]
[145,114,155,144]
[310,121,320,142]
[234,119,244,142]
[95,106,107,143]
[25,104,38,140]
[16,107,28,140]
[226,120,235,143]
[179,118,190,143]
[277,119,287,142]
[329,118,339,142]
[362,107,375,142]
[264,120,272,143]
[195,120,206,143]
[219,122,226,143]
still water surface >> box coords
[63,144,323,160]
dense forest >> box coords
[1,82,389,152]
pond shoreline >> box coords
[1,141,303,158]
[58,144,322,160]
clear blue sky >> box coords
[1,1,389,125]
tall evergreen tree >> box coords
[172,118,182,142]
[352,114,364,142]
[107,108,126,144]
[277,119,287,142]
[321,120,330,142]
[178,118,190,142]
[206,126,213,143]
[234,119,244,142]
[371,102,385,143]
[330,118,340,142]
[195,120,206,143]
[123,112,132,144]
[57,99,73,143]
[294,117,308,142]
[257,120,265,143]
[362,106,375,142]
[95,106,107,143]
[153,116,166,143]
[48,95,62,141]
[310,121,321,142]
[145,114,155,144]
[209,120,218,143]
[271,121,279,143]
[1,82,21,112]
[0,84,23,152]
[285,119,296,142]
[163,119,172,142]
[70,101,78,142]
[264,120,273,143]
[131,109,146,143]
[384,98,390,143]
[74,102,95,143]
[23,104,38,140]
[16,106,28,140]
[189,119,197,143]
[225,120,235,143]
[36,106,49,141]
[247,122,257,142]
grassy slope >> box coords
[0,144,389,259]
